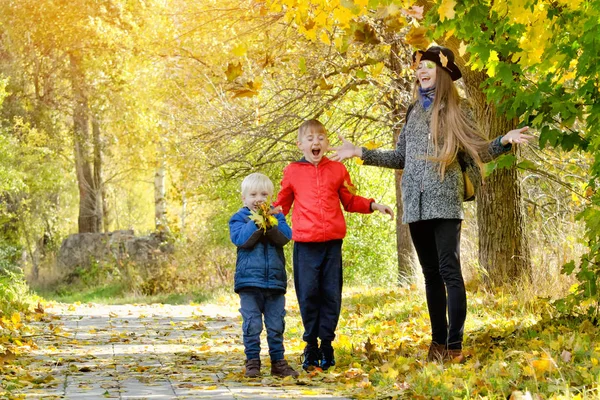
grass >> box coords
[33,282,217,305]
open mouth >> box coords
[312,149,321,157]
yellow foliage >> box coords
[531,358,552,375]
[438,0,457,22]
[405,26,430,49]
[231,43,247,57]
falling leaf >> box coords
[405,26,429,50]
[438,0,457,21]
[225,62,243,82]
[403,5,424,19]
[319,76,334,90]
[459,41,468,56]
[344,180,357,195]
[364,140,379,150]
[231,44,247,57]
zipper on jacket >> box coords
[316,163,324,242]
[264,243,269,285]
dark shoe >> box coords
[445,349,465,363]
[302,344,321,371]
[426,342,447,362]
[271,359,299,378]
[244,359,261,378]
[320,345,336,370]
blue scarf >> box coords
[418,86,436,110]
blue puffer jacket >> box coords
[229,207,292,293]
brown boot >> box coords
[271,359,299,378]
[445,349,465,363]
[244,359,261,378]
[426,342,447,362]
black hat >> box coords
[412,46,462,81]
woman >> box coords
[331,46,533,362]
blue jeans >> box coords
[409,219,465,350]
[293,240,343,344]
[239,288,286,361]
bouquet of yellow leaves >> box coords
[249,200,279,233]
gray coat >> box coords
[362,102,511,224]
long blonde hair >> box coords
[416,66,488,179]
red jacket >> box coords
[274,157,374,242]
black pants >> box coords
[409,219,465,350]
[293,240,343,344]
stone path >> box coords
[14,302,352,399]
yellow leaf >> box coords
[370,62,384,77]
[438,0,457,21]
[355,158,364,165]
[11,312,21,325]
[0,350,15,365]
[301,390,320,395]
[344,180,357,195]
[405,26,429,49]
[364,140,380,150]
[487,50,499,77]
[232,44,247,57]
[320,31,331,45]
[225,62,243,82]
[532,358,552,375]
[459,41,468,57]
[304,28,317,41]
[231,88,258,98]
[403,5,424,20]
[439,52,448,68]
[319,76,334,90]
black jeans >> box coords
[293,240,343,344]
[409,219,465,350]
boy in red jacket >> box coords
[274,119,394,371]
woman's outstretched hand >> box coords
[329,135,362,162]
[501,126,536,146]
[371,203,395,220]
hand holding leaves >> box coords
[249,200,279,233]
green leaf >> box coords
[494,154,516,170]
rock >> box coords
[56,230,173,281]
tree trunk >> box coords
[462,70,531,285]
[389,40,417,284]
[154,143,169,233]
[70,52,99,233]
[92,114,104,232]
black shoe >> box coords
[302,344,321,371]
[320,345,335,370]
